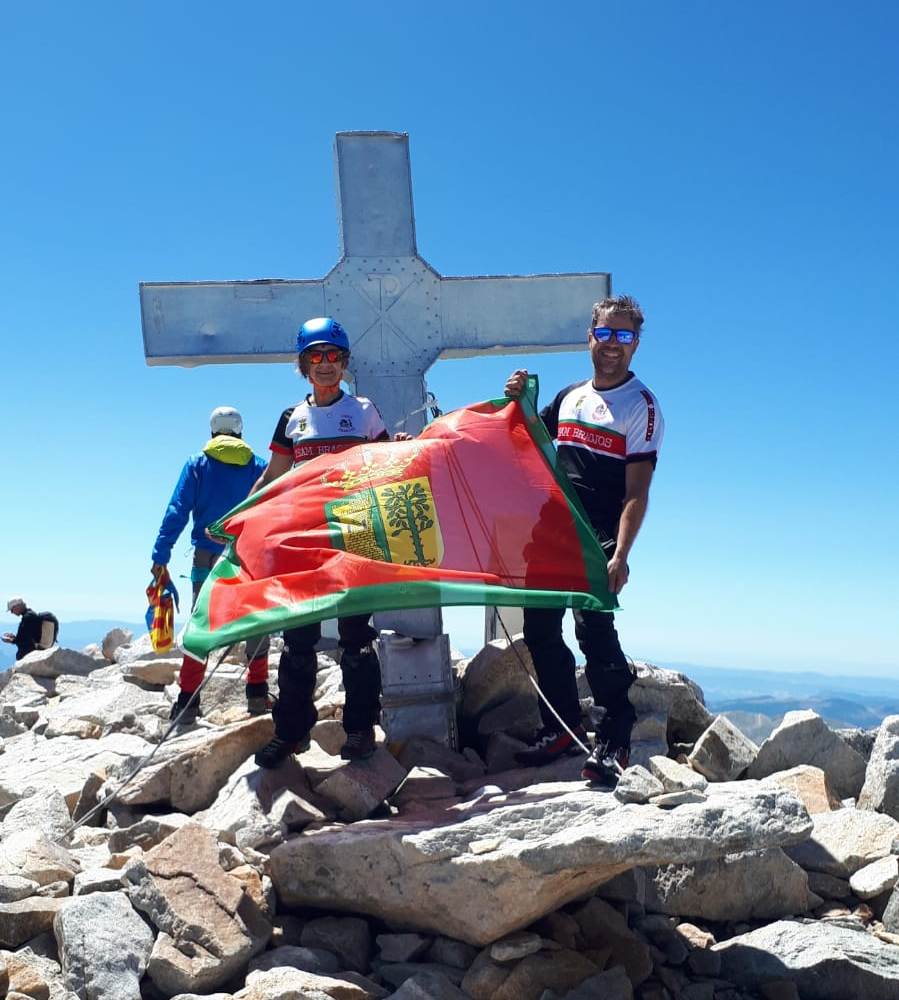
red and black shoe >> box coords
[514,725,588,767]
[581,742,629,785]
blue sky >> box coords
[1,2,897,674]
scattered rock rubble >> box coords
[0,629,898,999]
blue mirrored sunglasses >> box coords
[593,327,637,344]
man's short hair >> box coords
[6,597,25,612]
[592,295,645,334]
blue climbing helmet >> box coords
[296,317,350,355]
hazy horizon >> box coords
[2,611,895,682]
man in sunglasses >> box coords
[251,316,409,768]
[504,294,665,786]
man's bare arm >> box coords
[606,461,655,594]
[249,453,293,495]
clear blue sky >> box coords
[1,2,897,674]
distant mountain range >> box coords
[3,627,895,740]
[664,660,899,740]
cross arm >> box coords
[437,272,611,358]
[140,279,326,366]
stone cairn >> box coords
[2,629,899,1000]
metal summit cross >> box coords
[140,130,610,745]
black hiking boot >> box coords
[169,691,201,726]
[581,742,629,786]
[254,734,310,769]
[514,724,588,767]
[582,704,634,786]
[340,728,377,761]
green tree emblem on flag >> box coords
[381,481,435,566]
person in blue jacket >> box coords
[150,406,269,720]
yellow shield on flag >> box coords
[326,475,444,567]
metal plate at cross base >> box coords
[139,131,610,747]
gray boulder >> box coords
[0,672,51,712]
[14,646,105,680]
[107,813,192,853]
[599,848,812,921]
[1,788,72,844]
[392,767,458,812]
[478,948,600,999]
[0,829,79,885]
[120,657,180,686]
[377,932,431,962]
[111,716,275,813]
[0,875,40,902]
[859,715,899,819]
[614,766,664,804]
[113,632,176,666]
[850,855,899,899]
[571,895,651,985]
[785,808,899,877]
[688,715,758,781]
[73,868,129,895]
[388,971,469,998]
[425,937,478,970]
[40,682,167,740]
[0,731,152,812]
[478,693,542,742]
[763,764,841,814]
[839,727,879,761]
[747,710,867,799]
[882,885,899,934]
[198,753,328,850]
[271,779,811,945]
[301,915,372,973]
[248,944,340,975]
[0,897,67,948]
[649,756,708,793]
[562,965,633,1000]
[714,918,899,998]
[100,628,132,662]
[54,890,153,999]
[125,823,270,995]
[395,738,486,784]
[459,636,535,719]
[236,966,373,998]
[314,748,408,821]
[630,662,712,743]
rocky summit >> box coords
[0,628,898,999]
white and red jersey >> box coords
[270,392,388,466]
[540,373,664,538]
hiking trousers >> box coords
[522,606,636,745]
[273,614,380,742]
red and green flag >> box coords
[182,377,617,659]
